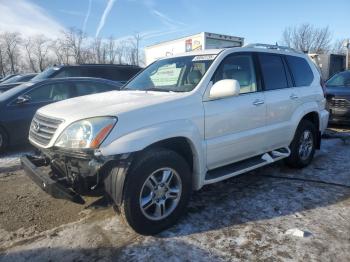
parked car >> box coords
[22,44,328,235]
[0,74,19,84]
[0,73,38,93]
[325,70,350,125]
[0,77,121,151]
[31,64,142,84]
[0,73,37,85]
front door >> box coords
[204,53,266,170]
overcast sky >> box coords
[0,0,348,47]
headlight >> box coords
[55,117,117,149]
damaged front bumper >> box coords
[21,148,133,205]
[21,155,85,204]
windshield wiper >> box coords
[144,88,172,92]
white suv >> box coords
[22,44,329,235]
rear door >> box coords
[204,52,267,169]
[258,52,298,151]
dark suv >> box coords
[326,70,350,124]
[30,64,142,85]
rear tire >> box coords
[285,120,317,168]
[0,127,8,153]
[119,148,192,235]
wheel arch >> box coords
[297,111,321,149]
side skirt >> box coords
[204,147,290,185]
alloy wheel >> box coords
[139,167,182,221]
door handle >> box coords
[290,94,299,100]
[253,99,264,106]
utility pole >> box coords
[344,39,350,70]
[134,33,142,66]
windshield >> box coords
[326,71,350,87]
[124,55,216,92]
[31,67,60,82]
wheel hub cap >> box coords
[139,168,182,221]
[299,130,313,161]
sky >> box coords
[0,0,348,48]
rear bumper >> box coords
[21,155,85,204]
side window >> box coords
[75,81,116,96]
[213,54,257,94]
[26,83,73,102]
[54,67,81,78]
[286,56,314,87]
[258,54,288,91]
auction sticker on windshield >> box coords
[192,55,217,61]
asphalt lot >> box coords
[0,128,349,261]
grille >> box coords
[330,98,350,108]
[29,114,63,146]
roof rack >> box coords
[244,43,303,54]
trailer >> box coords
[308,53,346,80]
[145,32,244,65]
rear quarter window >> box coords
[286,56,314,87]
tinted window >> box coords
[214,54,257,94]
[25,82,74,102]
[259,54,288,91]
[286,56,313,87]
[54,67,82,78]
[19,74,36,82]
[326,71,350,87]
[74,81,117,96]
[31,67,60,81]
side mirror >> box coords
[16,95,30,104]
[209,79,240,99]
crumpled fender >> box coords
[99,120,206,190]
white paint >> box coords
[33,46,329,191]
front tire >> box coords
[285,120,317,168]
[120,148,192,235]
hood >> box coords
[326,86,350,97]
[37,90,187,122]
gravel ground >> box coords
[0,130,349,261]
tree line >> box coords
[0,23,347,76]
[0,28,143,76]
[282,23,347,54]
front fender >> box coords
[99,120,206,190]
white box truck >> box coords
[145,32,244,65]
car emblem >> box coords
[32,121,40,132]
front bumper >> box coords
[21,149,134,205]
[328,108,350,124]
[21,155,85,204]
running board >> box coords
[204,147,290,184]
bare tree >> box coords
[332,39,347,55]
[0,40,7,76]
[24,38,37,72]
[2,32,22,73]
[51,38,71,65]
[0,27,146,76]
[62,28,87,64]
[282,23,332,54]
[107,36,117,64]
